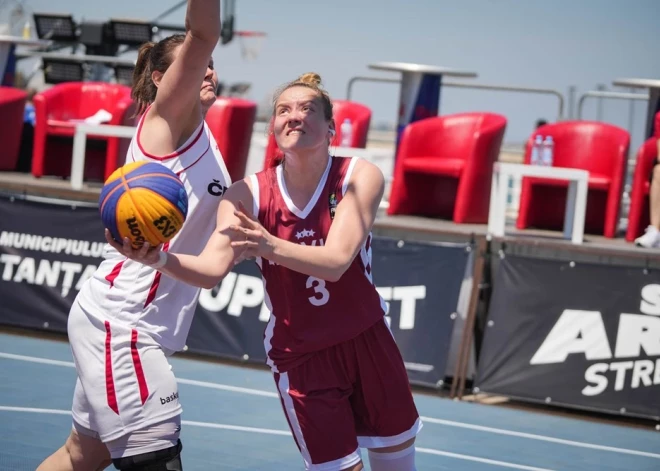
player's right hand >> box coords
[105,229,163,266]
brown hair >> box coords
[131,34,186,116]
[272,72,333,121]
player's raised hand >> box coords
[229,201,276,261]
[105,229,163,266]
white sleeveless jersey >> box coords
[76,110,232,352]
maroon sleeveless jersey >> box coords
[249,156,387,373]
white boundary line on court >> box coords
[0,406,553,470]
[415,448,553,471]
[176,377,279,398]
[0,406,291,436]
[1,351,659,460]
[0,352,76,368]
[419,416,660,460]
[0,352,279,398]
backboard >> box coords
[220,0,235,45]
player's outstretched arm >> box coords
[153,0,220,119]
[105,180,253,289]
[230,160,385,282]
[141,0,220,151]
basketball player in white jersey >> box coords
[36,1,230,470]
[107,72,421,471]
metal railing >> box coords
[346,76,400,100]
[576,90,648,120]
[346,76,566,121]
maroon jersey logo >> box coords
[329,192,338,219]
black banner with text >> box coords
[475,254,660,420]
[0,195,470,388]
[0,196,106,332]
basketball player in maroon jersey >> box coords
[108,72,422,470]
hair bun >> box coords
[298,72,322,87]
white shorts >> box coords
[68,300,182,442]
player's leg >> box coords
[67,304,184,469]
[367,438,416,471]
[37,377,112,471]
[102,337,184,469]
[42,417,183,471]
[272,347,364,471]
[636,159,660,247]
[106,416,183,470]
[350,319,422,471]
[650,161,660,229]
[36,427,112,471]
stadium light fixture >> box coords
[42,58,84,84]
[33,13,77,42]
[109,19,154,46]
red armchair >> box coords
[205,97,257,182]
[0,86,27,171]
[330,99,371,149]
[387,112,507,224]
[263,99,372,169]
[516,121,630,238]
[31,82,133,181]
[625,137,658,242]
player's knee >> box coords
[66,429,111,470]
[106,416,182,470]
[112,440,183,470]
[368,440,416,471]
[340,463,364,471]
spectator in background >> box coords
[15,88,37,173]
[634,138,660,249]
[23,88,36,126]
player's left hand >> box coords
[229,201,276,263]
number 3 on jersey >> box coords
[306,276,330,306]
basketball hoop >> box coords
[235,31,266,61]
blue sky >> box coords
[6,0,660,148]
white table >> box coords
[330,145,393,209]
[330,146,395,178]
[330,146,379,160]
[488,162,589,244]
[71,123,136,190]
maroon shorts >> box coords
[273,319,422,470]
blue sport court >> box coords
[1,331,659,470]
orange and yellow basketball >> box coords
[99,161,188,249]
